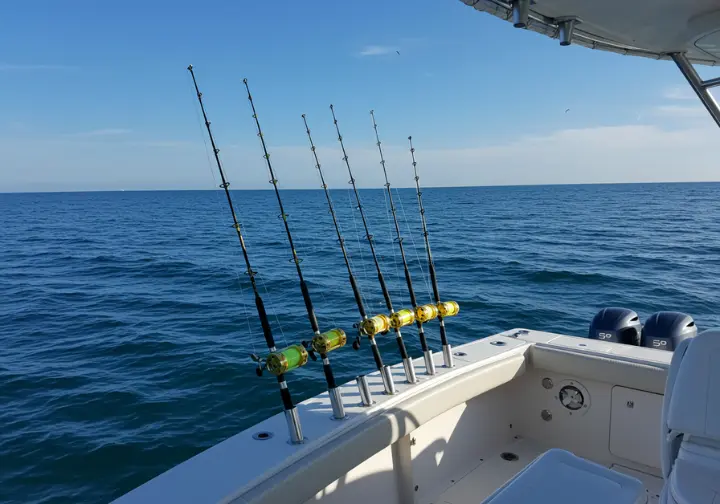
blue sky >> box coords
[1,0,718,192]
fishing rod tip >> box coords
[243,78,248,84]
[187,64,193,71]
[301,113,306,118]
[408,135,412,140]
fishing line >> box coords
[370,110,435,375]
[381,172,402,295]
[243,79,348,419]
[395,185,434,303]
[297,111,393,396]
[187,65,307,443]
[347,178,371,305]
[331,104,418,386]
[187,72,259,357]
[408,135,460,369]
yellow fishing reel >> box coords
[301,328,347,359]
[415,303,439,323]
[351,314,391,350]
[437,301,460,317]
[251,344,309,377]
[389,309,415,329]
[360,314,391,337]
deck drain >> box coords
[453,351,467,357]
[252,431,274,440]
[490,341,506,346]
[501,452,519,462]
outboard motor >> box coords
[641,311,696,351]
[588,307,642,345]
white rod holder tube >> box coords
[424,349,436,375]
[328,387,346,420]
[284,408,304,444]
[380,365,396,395]
[356,375,374,406]
[442,344,455,368]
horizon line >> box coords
[2,180,719,195]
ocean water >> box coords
[2,183,719,503]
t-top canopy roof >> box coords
[460,0,720,66]
[460,0,720,128]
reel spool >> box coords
[437,301,460,317]
[253,344,309,376]
[389,309,415,329]
[310,328,347,355]
[353,314,391,350]
[360,314,391,337]
[415,303,439,323]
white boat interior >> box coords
[114,327,720,503]
[114,1,720,502]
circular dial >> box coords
[559,385,584,411]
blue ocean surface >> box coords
[1,183,719,503]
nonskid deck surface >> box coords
[430,438,662,504]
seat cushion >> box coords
[667,454,720,503]
[666,330,720,440]
[482,449,643,504]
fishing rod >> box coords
[302,113,396,398]
[243,79,348,420]
[330,104,418,386]
[187,65,307,444]
[408,136,460,368]
[370,110,437,376]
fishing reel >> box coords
[415,303,440,322]
[437,301,460,317]
[352,314,392,350]
[250,344,309,377]
[389,309,416,329]
[301,328,348,360]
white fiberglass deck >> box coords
[429,437,662,504]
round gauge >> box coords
[559,385,584,411]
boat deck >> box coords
[431,438,662,504]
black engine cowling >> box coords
[640,311,696,351]
[588,307,642,345]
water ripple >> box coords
[1,184,720,503]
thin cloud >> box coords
[358,45,398,57]
[64,128,132,138]
[662,87,696,100]
[653,105,707,118]
[133,140,192,148]
[0,63,76,71]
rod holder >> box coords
[423,349,436,376]
[328,387,346,420]
[557,17,579,46]
[442,344,455,368]
[402,357,418,384]
[284,407,304,444]
[356,375,374,406]
[512,0,530,28]
[380,365,396,395]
